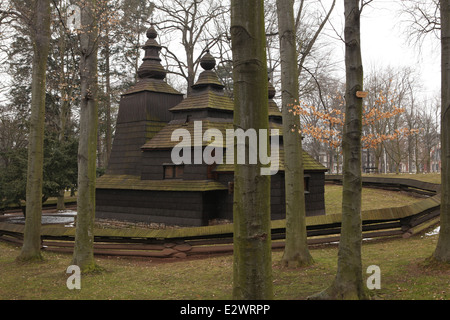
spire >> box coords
[137,23,167,80]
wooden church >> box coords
[96,24,328,226]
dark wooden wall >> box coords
[210,170,325,222]
[96,170,325,227]
[141,149,210,180]
[96,189,208,226]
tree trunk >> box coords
[276,0,313,268]
[230,0,273,300]
[72,0,101,273]
[309,0,367,299]
[17,0,51,262]
[434,0,450,263]
[105,24,112,167]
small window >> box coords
[175,165,184,178]
[304,174,311,194]
[164,165,184,179]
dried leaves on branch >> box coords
[290,89,422,151]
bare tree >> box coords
[400,0,441,47]
[154,0,229,95]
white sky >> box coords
[0,1,442,106]
[331,1,441,101]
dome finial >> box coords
[200,50,216,71]
[146,23,158,40]
[268,73,276,99]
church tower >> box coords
[106,24,184,176]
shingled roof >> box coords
[169,51,234,113]
[139,50,326,172]
[213,149,327,172]
[97,174,228,192]
[141,120,282,149]
[169,90,234,112]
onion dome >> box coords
[200,51,216,70]
[268,80,276,100]
[191,51,224,90]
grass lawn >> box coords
[324,184,422,215]
[362,172,442,184]
[0,227,448,300]
[0,174,447,300]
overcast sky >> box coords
[0,1,442,106]
[331,1,441,101]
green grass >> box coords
[0,174,447,300]
[0,230,448,300]
[362,172,442,184]
[324,184,421,215]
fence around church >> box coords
[0,176,442,259]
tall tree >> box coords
[72,0,101,273]
[310,0,367,299]
[434,0,450,263]
[51,0,81,210]
[119,0,154,84]
[276,0,313,267]
[16,0,51,262]
[230,0,273,300]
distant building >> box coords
[430,144,441,173]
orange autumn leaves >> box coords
[289,91,421,150]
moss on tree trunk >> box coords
[17,0,51,263]
[434,0,450,263]
[309,0,368,300]
[230,0,273,300]
[72,0,101,273]
[276,0,313,268]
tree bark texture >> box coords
[17,0,51,262]
[435,0,450,263]
[230,0,273,300]
[276,0,313,268]
[72,0,100,273]
[310,0,367,299]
